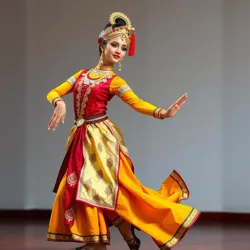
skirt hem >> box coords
[159,208,200,249]
[47,232,110,244]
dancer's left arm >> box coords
[109,76,187,119]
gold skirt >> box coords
[47,119,200,249]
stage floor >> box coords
[1,220,250,250]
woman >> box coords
[46,12,200,250]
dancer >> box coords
[46,12,200,250]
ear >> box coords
[101,41,108,50]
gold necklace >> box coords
[92,66,114,76]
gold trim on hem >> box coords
[170,170,189,202]
[47,232,110,244]
[159,208,200,250]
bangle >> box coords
[54,98,64,107]
[153,108,163,119]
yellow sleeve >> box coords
[110,76,163,119]
[46,70,82,105]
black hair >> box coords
[99,18,127,55]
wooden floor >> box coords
[1,220,250,250]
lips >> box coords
[113,55,120,59]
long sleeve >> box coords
[110,76,163,118]
[46,70,83,104]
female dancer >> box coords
[46,12,200,250]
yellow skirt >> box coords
[47,120,200,249]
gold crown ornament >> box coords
[98,12,136,56]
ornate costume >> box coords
[47,12,200,250]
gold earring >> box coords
[118,61,122,72]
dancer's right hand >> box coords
[48,101,66,131]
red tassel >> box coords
[128,32,136,56]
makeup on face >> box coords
[104,36,128,64]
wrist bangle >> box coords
[153,108,164,119]
[54,99,64,107]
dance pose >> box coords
[46,12,200,250]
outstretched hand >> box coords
[48,102,66,131]
[161,93,188,119]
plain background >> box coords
[1,0,250,213]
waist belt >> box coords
[65,112,108,152]
[74,112,108,126]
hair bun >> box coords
[114,17,126,26]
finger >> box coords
[49,116,58,130]
[174,103,180,110]
[48,113,56,130]
[170,110,177,117]
[61,114,66,124]
[52,116,62,131]
[178,100,186,107]
[176,93,188,103]
[176,96,187,107]
[50,113,61,130]
[179,94,188,103]
[177,100,186,109]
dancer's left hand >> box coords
[161,93,188,118]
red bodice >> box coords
[72,69,115,119]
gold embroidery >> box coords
[79,87,91,118]
[97,142,103,152]
[67,76,76,86]
[83,178,92,190]
[76,69,112,119]
[159,208,200,249]
[89,188,97,197]
[107,157,113,168]
[103,133,109,142]
[89,153,97,163]
[116,85,132,97]
[93,194,101,203]
[105,186,112,197]
[104,120,129,156]
[47,232,110,243]
[77,122,120,209]
[76,83,83,119]
[65,208,75,222]
[96,169,104,180]
[170,171,189,202]
[67,172,78,186]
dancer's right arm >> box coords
[47,70,82,131]
[46,70,82,105]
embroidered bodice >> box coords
[72,69,115,119]
[47,68,163,120]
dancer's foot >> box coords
[116,221,141,250]
[125,226,141,250]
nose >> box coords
[115,48,121,54]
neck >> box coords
[96,57,114,71]
[95,64,114,71]
[95,65,114,71]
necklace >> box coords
[91,67,113,77]
[80,68,113,85]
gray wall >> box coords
[1,0,249,213]
[223,0,250,212]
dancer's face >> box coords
[103,36,128,65]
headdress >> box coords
[98,12,136,56]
